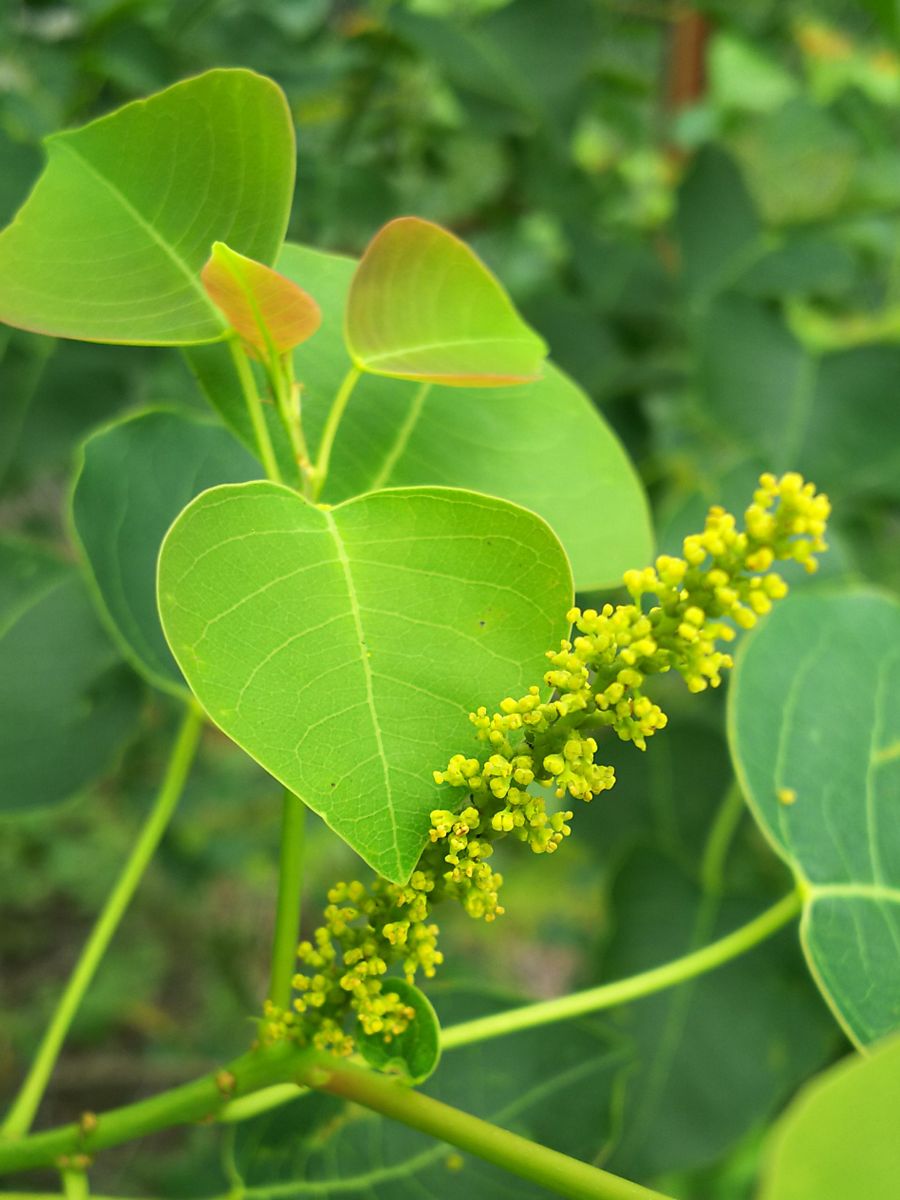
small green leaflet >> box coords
[345,217,548,385]
[356,978,441,1084]
[758,1034,900,1200]
[158,483,572,881]
[728,590,900,1046]
[0,69,294,346]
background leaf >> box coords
[0,69,294,345]
[345,217,548,385]
[158,483,572,881]
[0,539,142,814]
[729,590,900,1046]
[758,1034,900,1200]
[71,408,260,694]
[598,848,835,1181]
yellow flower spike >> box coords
[273,472,828,1059]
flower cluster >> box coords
[264,474,828,1056]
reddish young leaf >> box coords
[345,217,547,387]
[201,241,320,359]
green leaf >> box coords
[0,540,142,814]
[388,0,599,135]
[0,69,294,346]
[729,98,858,226]
[71,409,261,695]
[729,590,900,1046]
[0,330,54,489]
[188,242,650,590]
[201,242,321,360]
[696,296,900,503]
[858,0,900,42]
[231,987,624,1198]
[599,849,835,1180]
[759,1034,900,1200]
[158,483,572,881]
[345,217,548,385]
[699,294,811,470]
[709,34,798,115]
[674,145,762,301]
[356,978,441,1085]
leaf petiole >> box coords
[440,889,803,1051]
[311,364,362,498]
[267,789,306,1012]
[227,337,283,485]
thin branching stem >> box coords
[1,703,205,1139]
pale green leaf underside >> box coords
[759,1034,900,1200]
[0,69,294,346]
[728,591,900,1046]
[158,483,572,881]
[71,408,260,695]
[345,216,547,384]
[266,242,652,589]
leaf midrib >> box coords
[52,138,223,323]
[358,333,542,366]
[324,509,402,881]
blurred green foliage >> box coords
[2,1,899,1197]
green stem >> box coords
[271,353,313,496]
[209,883,808,1124]
[0,1042,672,1200]
[440,889,802,1051]
[61,1170,89,1200]
[312,365,361,498]
[310,1060,671,1200]
[0,704,205,1140]
[0,891,802,1181]
[0,1044,314,1175]
[268,789,306,1011]
[228,337,282,485]
[700,780,745,896]
[217,1082,303,1124]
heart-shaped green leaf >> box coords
[729,590,900,1046]
[758,1035,900,1200]
[187,243,653,589]
[71,409,261,695]
[0,69,294,346]
[201,242,321,360]
[345,217,548,385]
[0,540,142,813]
[356,978,441,1085]
[158,483,572,881]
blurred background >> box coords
[1,1,898,1197]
